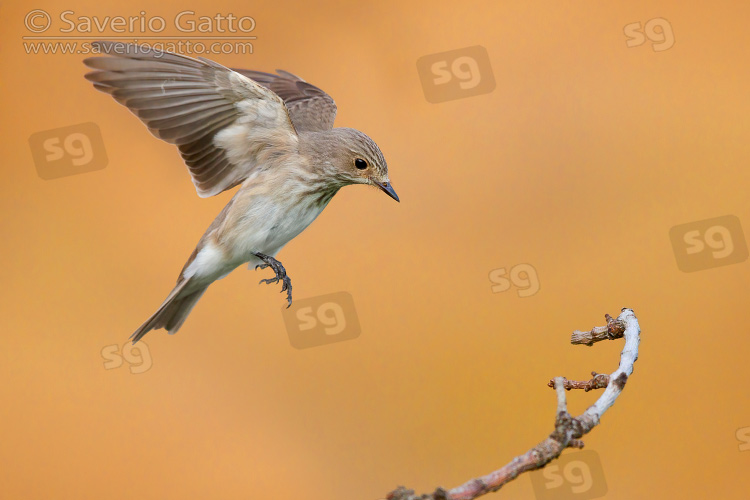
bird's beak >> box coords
[374,180,400,202]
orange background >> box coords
[2,1,749,499]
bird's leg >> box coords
[253,253,293,307]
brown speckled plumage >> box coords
[83,41,399,342]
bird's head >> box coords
[320,128,399,202]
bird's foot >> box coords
[253,253,293,307]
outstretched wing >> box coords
[84,41,298,198]
[232,69,337,132]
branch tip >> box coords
[385,308,641,500]
[547,373,609,392]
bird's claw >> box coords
[279,276,292,307]
[253,253,293,307]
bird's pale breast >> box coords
[221,165,336,262]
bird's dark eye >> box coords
[354,158,368,170]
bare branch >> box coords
[386,308,641,500]
[547,372,610,391]
[570,313,626,346]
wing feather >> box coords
[232,68,337,132]
[84,41,298,197]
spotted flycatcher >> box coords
[83,41,399,343]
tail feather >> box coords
[130,279,208,343]
[164,288,207,332]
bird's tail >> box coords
[130,279,209,343]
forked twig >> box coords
[387,308,641,500]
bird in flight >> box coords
[83,41,399,343]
